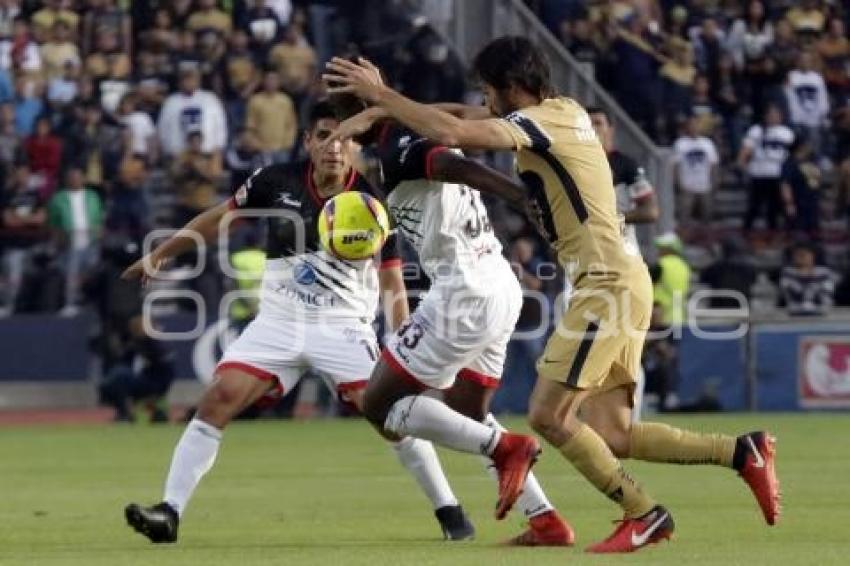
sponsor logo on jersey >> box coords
[275,191,302,208]
[293,262,317,285]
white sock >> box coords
[384,395,500,455]
[163,418,222,516]
[482,414,554,518]
[393,437,458,509]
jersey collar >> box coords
[305,161,358,207]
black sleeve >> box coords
[230,166,278,209]
[379,228,402,268]
[377,128,448,189]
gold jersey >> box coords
[497,97,640,285]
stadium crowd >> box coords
[1,0,850,418]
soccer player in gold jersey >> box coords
[323,36,780,553]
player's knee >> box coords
[527,404,562,443]
[196,375,247,426]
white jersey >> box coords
[785,70,829,128]
[743,124,795,179]
[376,126,504,289]
[673,135,719,193]
[229,161,401,323]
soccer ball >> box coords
[318,191,389,260]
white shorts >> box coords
[384,264,523,390]
[216,314,379,404]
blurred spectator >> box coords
[0,18,41,74]
[63,101,122,192]
[674,114,719,226]
[781,135,821,238]
[225,127,262,188]
[690,17,724,88]
[0,0,20,39]
[0,66,11,103]
[659,37,696,139]
[492,237,547,414]
[132,50,169,113]
[714,52,746,154]
[817,17,849,97]
[24,116,62,197]
[784,50,829,155]
[85,27,131,112]
[610,14,661,139]
[186,0,232,37]
[117,92,157,163]
[222,29,260,128]
[779,241,836,315]
[726,1,773,71]
[268,21,316,100]
[46,60,79,111]
[689,74,720,138]
[158,66,227,158]
[566,16,601,69]
[12,74,42,137]
[47,166,103,315]
[40,20,80,81]
[139,8,179,56]
[700,237,758,309]
[106,154,149,242]
[170,130,221,225]
[651,232,691,327]
[0,161,47,315]
[31,0,79,44]
[82,0,131,55]
[240,0,283,60]
[785,0,826,41]
[228,235,266,329]
[245,70,297,163]
[0,102,18,162]
[264,0,293,27]
[771,19,801,83]
[738,104,795,233]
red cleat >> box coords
[506,510,575,546]
[586,505,674,554]
[738,431,781,525]
[490,432,541,520]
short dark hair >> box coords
[307,99,339,130]
[471,36,554,98]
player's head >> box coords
[304,99,354,178]
[471,36,554,116]
[587,106,614,152]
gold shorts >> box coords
[537,268,652,392]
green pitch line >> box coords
[0,414,847,565]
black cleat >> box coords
[125,502,179,543]
[435,505,475,541]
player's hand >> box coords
[121,253,167,287]
[323,56,386,102]
[322,108,381,151]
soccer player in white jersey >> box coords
[360,113,575,544]
[121,101,476,543]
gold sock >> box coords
[559,423,656,518]
[629,422,736,467]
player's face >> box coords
[306,118,353,177]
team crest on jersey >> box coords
[293,262,317,285]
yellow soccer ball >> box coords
[318,191,390,260]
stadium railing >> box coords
[421,0,677,245]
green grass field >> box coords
[1,414,848,565]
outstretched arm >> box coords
[122,200,231,283]
[324,57,515,150]
[429,151,526,207]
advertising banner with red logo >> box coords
[799,337,850,409]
